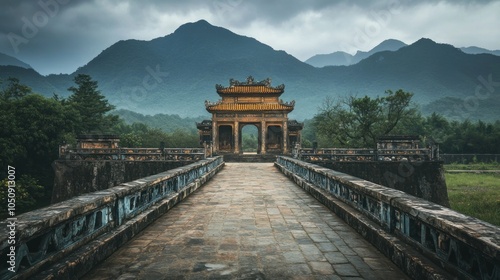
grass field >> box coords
[444,162,500,170]
[445,172,500,226]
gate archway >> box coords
[240,124,260,154]
[197,76,303,155]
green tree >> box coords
[140,128,170,148]
[112,121,200,148]
[440,120,500,154]
[0,81,81,211]
[299,119,315,148]
[67,74,118,133]
[120,132,143,147]
[421,113,451,144]
[242,134,258,152]
[381,89,415,134]
[1,94,78,188]
[313,89,416,147]
[1,175,45,215]
[165,129,199,147]
[0,77,32,100]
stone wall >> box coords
[312,160,449,207]
[276,157,500,280]
[1,157,224,280]
[52,160,193,203]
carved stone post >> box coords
[234,121,240,154]
[283,120,288,154]
[212,120,218,154]
[261,121,266,154]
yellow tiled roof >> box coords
[206,103,293,112]
[216,85,284,94]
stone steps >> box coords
[221,154,278,162]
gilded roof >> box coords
[215,76,285,95]
[216,85,284,94]
[206,102,294,112]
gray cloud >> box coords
[1,0,499,75]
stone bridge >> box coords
[1,157,499,279]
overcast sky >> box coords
[1,0,499,75]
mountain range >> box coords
[1,19,499,121]
[305,39,408,67]
[305,40,500,67]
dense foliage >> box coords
[312,90,417,147]
[66,74,119,134]
[113,109,204,134]
[309,91,500,153]
[437,118,500,154]
[0,76,200,214]
[115,122,199,148]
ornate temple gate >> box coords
[197,77,303,155]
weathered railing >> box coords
[296,147,433,162]
[58,147,208,161]
[0,156,223,280]
[276,156,499,280]
[297,148,375,161]
[376,148,431,160]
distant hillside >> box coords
[0,66,60,94]
[305,39,407,67]
[422,94,500,122]
[304,51,352,68]
[113,109,206,133]
[460,46,500,56]
[1,20,499,121]
[341,38,500,108]
[0,53,32,69]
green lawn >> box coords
[445,172,500,226]
[444,162,500,170]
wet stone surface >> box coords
[82,163,409,280]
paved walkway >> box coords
[83,163,409,280]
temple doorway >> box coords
[266,125,282,153]
[218,125,233,152]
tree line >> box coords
[1,74,198,214]
[307,89,500,154]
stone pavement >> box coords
[83,163,409,280]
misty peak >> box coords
[411,38,456,49]
[413,38,437,45]
[0,52,32,69]
[373,39,407,51]
[409,38,461,54]
[174,19,218,34]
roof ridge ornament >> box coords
[246,76,254,84]
[217,76,284,91]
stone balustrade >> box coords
[296,147,433,162]
[276,156,499,280]
[0,156,224,280]
[58,147,208,161]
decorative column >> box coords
[234,121,240,154]
[260,120,266,154]
[283,120,288,154]
[212,120,218,154]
